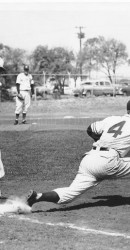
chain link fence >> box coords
[0,72,130,101]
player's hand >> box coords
[17,93,24,101]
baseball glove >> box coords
[17,93,24,101]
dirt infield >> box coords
[0,96,130,250]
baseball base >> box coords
[0,196,32,214]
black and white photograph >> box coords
[1,0,130,249]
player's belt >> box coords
[92,146,109,151]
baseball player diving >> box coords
[26,100,130,208]
[14,65,34,125]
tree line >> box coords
[0,36,129,88]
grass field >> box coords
[1,96,130,250]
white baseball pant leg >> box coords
[15,96,24,114]
[54,148,130,204]
[22,91,31,113]
[15,90,31,114]
[0,151,5,179]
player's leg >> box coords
[26,153,104,207]
[27,176,99,207]
[26,150,130,207]
[0,151,5,179]
[27,174,99,207]
[113,157,130,178]
[22,91,31,124]
[26,150,121,207]
[22,112,27,124]
[27,190,59,206]
[0,151,5,198]
[14,97,23,125]
[14,114,19,125]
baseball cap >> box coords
[24,65,29,71]
[127,100,130,112]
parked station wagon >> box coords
[73,80,117,97]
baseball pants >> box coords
[15,90,31,114]
[0,151,5,179]
[54,148,130,204]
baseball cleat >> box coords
[22,120,27,124]
[14,120,18,125]
[26,190,37,207]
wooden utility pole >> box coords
[76,26,85,80]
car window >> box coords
[81,82,92,86]
[99,81,104,86]
[122,83,128,86]
[105,82,111,86]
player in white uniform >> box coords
[26,100,130,207]
[14,65,34,125]
[0,151,5,197]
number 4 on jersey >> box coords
[107,121,126,138]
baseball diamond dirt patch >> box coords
[0,96,130,250]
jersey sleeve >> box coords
[91,119,106,134]
[87,117,111,141]
[16,74,22,84]
[87,124,102,141]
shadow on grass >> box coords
[32,195,130,213]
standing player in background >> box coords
[0,57,6,103]
[14,65,34,125]
[26,100,130,208]
[0,151,5,197]
[0,58,6,197]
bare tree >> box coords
[81,36,128,83]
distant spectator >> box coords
[53,83,60,99]
[0,57,6,102]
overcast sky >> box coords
[0,1,130,57]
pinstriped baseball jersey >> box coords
[16,73,34,91]
[91,114,130,157]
